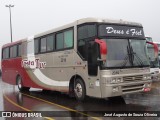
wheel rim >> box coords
[75,83,82,98]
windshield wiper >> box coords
[130,46,144,67]
[112,46,146,69]
[117,46,131,68]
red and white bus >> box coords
[2,18,153,101]
[146,39,159,81]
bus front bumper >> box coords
[101,80,152,98]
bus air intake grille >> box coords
[123,75,143,82]
[122,84,144,94]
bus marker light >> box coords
[144,88,150,92]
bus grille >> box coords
[122,84,144,94]
[123,75,143,82]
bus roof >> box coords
[35,18,143,38]
[145,35,151,38]
[2,18,143,47]
[2,39,24,48]
[77,17,142,26]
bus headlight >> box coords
[147,75,151,80]
[143,75,147,80]
[143,75,151,80]
[110,78,123,84]
[111,78,116,83]
[117,78,123,83]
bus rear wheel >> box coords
[17,76,30,91]
[74,78,86,101]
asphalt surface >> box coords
[0,77,160,120]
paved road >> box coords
[0,78,160,120]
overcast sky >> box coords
[0,0,160,50]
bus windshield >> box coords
[101,39,150,68]
[147,44,159,68]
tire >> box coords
[17,76,30,91]
[42,89,50,93]
[74,78,86,101]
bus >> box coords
[154,42,160,63]
[154,42,160,73]
[2,18,153,101]
[0,62,1,76]
[146,37,159,81]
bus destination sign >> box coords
[98,25,145,39]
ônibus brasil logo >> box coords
[21,58,46,69]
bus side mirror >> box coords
[95,39,107,62]
[147,41,159,58]
[153,43,159,58]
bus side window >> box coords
[40,37,47,52]
[34,39,39,54]
[47,34,55,51]
[10,46,17,58]
[18,44,21,57]
[13,46,17,58]
[56,32,64,50]
[77,24,96,59]
[64,29,73,48]
[78,24,96,40]
[10,46,13,58]
[56,29,73,50]
[2,47,9,59]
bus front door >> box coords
[86,41,102,98]
[87,41,99,76]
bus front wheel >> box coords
[74,78,86,101]
[17,76,30,91]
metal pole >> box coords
[6,5,14,43]
[9,7,13,43]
